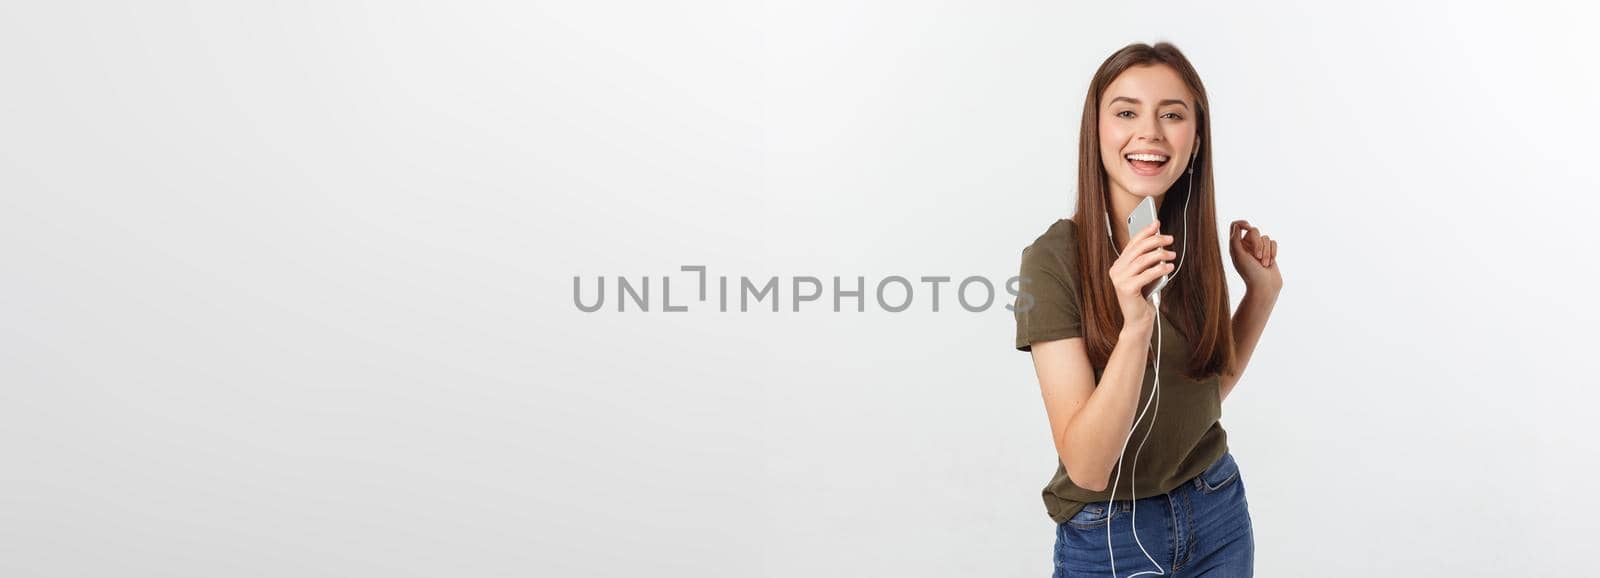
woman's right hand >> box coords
[1109,220,1176,327]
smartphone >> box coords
[1125,196,1170,295]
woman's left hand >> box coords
[1229,220,1283,294]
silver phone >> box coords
[1125,196,1170,294]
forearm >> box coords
[1220,289,1279,402]
[1060,323,1154,491]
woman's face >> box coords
[1098,64,1198,199]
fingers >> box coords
[1233,219,1280,266]
[1118,259,1173,298]
[1133,246,1177,271]
[1136,259,1175,286]
[1231,221,1256,256]
[1124,219,1161,252]
[1110,219,1175,297]
[1128,230,1174,259]
[1113,221,1172,272]
[1232,220,1267,260]
[1230,220,1249,244]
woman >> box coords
[1013,42,1283,577]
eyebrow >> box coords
[1108,96,1189,110]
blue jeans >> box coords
[1051,450,1254,577]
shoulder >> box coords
[1021,217,1082,270]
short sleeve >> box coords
[1014,242,1083,351]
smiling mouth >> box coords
[1125,153,1169,176]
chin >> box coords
[1118,179,1176,198]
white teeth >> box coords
[1126,153,1169,162]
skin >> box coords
[1028,63,1284,491]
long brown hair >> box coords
[1075,42,1237,381]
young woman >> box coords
[1013,42,1283,577]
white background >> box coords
[3,1,1596,576]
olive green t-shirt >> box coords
[1013,217,1228,526]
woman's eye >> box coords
[1116,110,1134,118]
[1162,112,1184,120]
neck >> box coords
[1107,183,1163,249]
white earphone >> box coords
[1101,137,1198,578]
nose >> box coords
[1136,116,1164,143]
